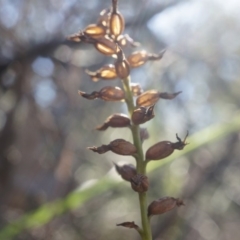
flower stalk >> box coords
[122,76,151,239]
[68,0,187,239]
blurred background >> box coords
[0,0,240,239]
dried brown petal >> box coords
[131,174,149,193]
[146,141,173,161]
[94,36,117,56]
[67,32,83,42]
[78,90,100,100]
[147,50,165,61]
[96,113,130,130]
[131,105,155,125]
[100,86,125,101]
[127,50,148,68]
[159,91,182,100]
[116,221,140,230]
[115,59,130,79]
[85,64,117,82]
[130,83,143,96]
[109,0,125,38]
[109,139,137,155]
[136,90,160,107]
[145,132,189,161]
[109,12,125,37]
[84,24,106,38]
[88,145,110,154]
[114,163,137,181]
[148,197,184,217]
[78,86,124,101]
[136,90,181,107]
[89,139,136,156]
[127,50,165,68]
[67,32,96,43]
[115,47,130,79]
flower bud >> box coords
[85,64,117,82]
[115,47,130,79]
[136,90,181,107]
[131,105,155,125]
[110,139,137,155]
[99,86,125,101]
[136,90,160,107]
[95,113,130,130]
[115,59,130,79]
[114,163,137,181]
[127,50,148,68]
[148,197,184,217]
[131,174,149,193]
[145,132,188,161]
[130,83,143,96]
[83,24,106,38]
[94,36,118,56]
[78,86,124,102]
[109,0,125,38]
[88,139,137,156]
[127,50,165,68]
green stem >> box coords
[122,76,152,240]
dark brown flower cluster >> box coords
[68,0,188,237]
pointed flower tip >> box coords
[88,145,110,154]
[159,49,166,56]
[176,198,185,206]
[114,163,137,182]
[132,41,140,47]
[87,146,96,151]
[116,221,139,230]
[95,124,108,131]
[78,90,85,96]
[159,91,182,100]
[85,69,95,76]
[152,50,166,60]
[176,131,189,146]
[67,32,82,42]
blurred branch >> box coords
[0,63,26,192]
[0,39,65,76]
[0,112,240,239]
